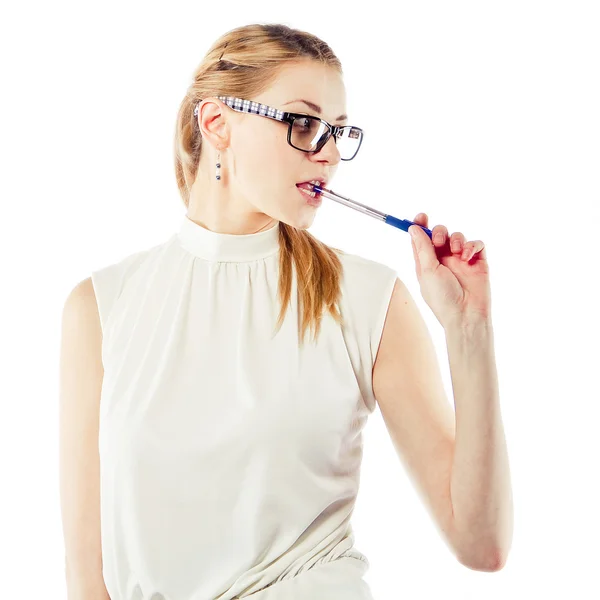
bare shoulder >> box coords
[62,277,101,330]
[60,276,104,374]
[373,277,421,369]
[373,275,451,426]
[66,276,96,301]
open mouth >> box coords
[296,181,323,199]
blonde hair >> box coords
[174,23,347,347]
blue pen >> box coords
[310,183,433,239]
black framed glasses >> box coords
[194,96,364,161]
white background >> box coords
[1,1,599,598]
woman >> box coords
[60,22,511,600]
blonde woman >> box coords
[59,22,512,600]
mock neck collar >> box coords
[177,215,280,262]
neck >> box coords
[188,158,278,235]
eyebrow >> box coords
[282,99,348,122]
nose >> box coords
[313,133,341,164]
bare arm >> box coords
[444,317,513,571]
[59,276,111,599]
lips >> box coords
[296,182,323,203]
[297,186,323,205]
[296,179,326,191]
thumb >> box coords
[409,225,439,273]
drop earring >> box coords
[216,151,221,181]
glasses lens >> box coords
[334,126,362,161]
[290,116,328,151]
[290,117,362,160]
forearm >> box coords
[444,317,513,570]
[66,560,111,600]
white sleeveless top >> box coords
[91,214,397,600]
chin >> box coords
[278,213,315,231]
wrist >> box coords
[443,313,493,336]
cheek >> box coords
[239,127,277,168]
[240,132,296,188]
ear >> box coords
[197,98,230,149]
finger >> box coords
[410,232,421,277]
[410,224,440,272]
[461,240,485,261]
[432,224,449,247]
[413,212,428,223]
[449,232,466,255]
